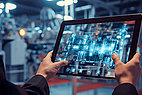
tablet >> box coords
[52,14,142,79]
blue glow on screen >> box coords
[56,21,136,77]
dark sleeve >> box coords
[0,56,6,80]
[112,83,139,95]
[22,75,50,95]
[0,79,27,95]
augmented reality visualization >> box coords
[55,21,135,78]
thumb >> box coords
[44,51,53,62]
[111,53,122,66]
[130,53,141,65]
[132,53,141,61]
[54,61,68,68]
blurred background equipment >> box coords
[0,0,142,94]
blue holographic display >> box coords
[56,21,135,78]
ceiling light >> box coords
[6,3,17,10]
[46,0,53,1]
[5,3,17,13]
[0,9,3,14]
[64,0,73,5]
[57,0,74,6]
[57,1,65,6]
[74,0,78,3]
[0,3,4,8]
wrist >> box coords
[36,72,47,79]
[119,78,136,87]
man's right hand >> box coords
[36,51,68,81]
[111,53,141,87]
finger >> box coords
[111,53,122,66]
[54,61,68,67]
[129,53,141,65]
[44,51,53,61]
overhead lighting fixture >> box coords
[4,3,17,13]
[57,1,65,6]
[57,0,77,6]
[0,9,2,14]
[0,2,17,13]
[74,0,78,3]
[46,0,53,1]
[64,0,74,5]
[6,3,17,10]
[0,3,4,8]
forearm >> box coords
[112,83,139,95]
[22,75,50,95]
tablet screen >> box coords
[55,20,136,78]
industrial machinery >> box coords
[0,11,27,83]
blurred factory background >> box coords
[0,0,142,95]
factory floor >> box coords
[48,76,142,95]
[48,77,115,95]
[50,82,114,95]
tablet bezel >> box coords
[52,14,142,79]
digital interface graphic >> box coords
[55,21,136,78]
